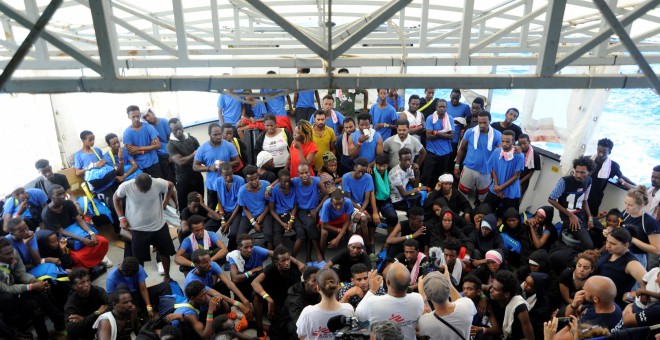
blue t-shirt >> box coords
[195,140,239,189]
[252,102,267,119]
[342,173,374,206]
[123,124,160,169]
[171,302,199,329]
[102,147,135,167]
[296,90,316,108]
[462,127,502,174]
[3,189,48,218]
[106,265,148,293]
[228,246,269,272]
[369,104,398,140]
[151,119,171,156]
[309,111,345,136]
[446,102,471,143]
[179,231,221,254]
[377,96,405,111]
[183,261,222,289]
[73,147,104,170]
[214,175,245,211]
[292,177,321,210]
[262,89,288,116]
[424,114,454,156]
[351,130,381,163]
[217,94,243,125]
[6,235,37,265]
[237,180,270,216]
[487,149,525,198]
[319,198,355,223]
[268,183,296,214]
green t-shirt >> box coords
[329,88,364,118]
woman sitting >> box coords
[554,250,598,315]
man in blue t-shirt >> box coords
[423,99,455,188]
[455,111,502,204]
[174,215,228,277]
[319,190,356,260]
[106,257,171,319]
[446,89,472,171]
[167,280,217,339]
[290,164,327,267]
[214,163,245,250]
[142,108,174,183]
[293,68,321,122]
[217,90,244,125]
[193,123,240,215]
[348,113,384,165]
[236,166,274,249]
[2,187,48,231]
[123,105,163,178]
[484,130,525,217]
[342,158,378,254]
[369,88,398,140]
[228,233,273,301]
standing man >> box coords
[383,119,426,169]
[142,108,174,183]
[348,113,384,167]
[167,118,204,212]
[123,105,163,178]
[418,88,439,118]
[315,94,345,136]
[588,138,634,215]
[491,108,523,140]
[548,156,596,250]
[370,88,398,140]
[518,134,541,196]
[217,89,244,126]
[454,111,502,205]
[423,99,454,189]
[193,123,240,213]
[113,174,177,281]
[399,95,425,142]
[385,88,404,112]
[355,264,425,339]
[329,68,369,118]
[418,270,476,339]
[446,89,472,172]
[293,68,321,122]
[483,130,524,216]
[311,110,337,172]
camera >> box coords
[328,315,370,339]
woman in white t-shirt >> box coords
[255,115,292,173]
[296,269,354,339]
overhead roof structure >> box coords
[0,0,658,93]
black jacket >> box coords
[284,281,321,325]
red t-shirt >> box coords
[289,142,318,178]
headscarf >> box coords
[35,229,74,269]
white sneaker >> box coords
[157,262,165,275]
[102,256,113,268]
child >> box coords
[318,151,341,193]
[633,266,660,312]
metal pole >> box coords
[327,0,333,84]
[0,0,63,90]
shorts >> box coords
[131,223,177,263]
[458,166,491,195]
[294,209,320,240]
[325,213,348,235]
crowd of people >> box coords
[1,80,659,340]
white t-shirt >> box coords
[262,130,290,168]
[636,267,660,309]
[115,178,168,232]
[355,291,424,340]
[645,187,659,217]
[296,303,354,339]
[418,297,477,340]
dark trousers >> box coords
[116,282,171,318]
[421,151,450,188]
[483,192,520,218]
[376,200,398,228]
[141,162,164,179]
[158,154,175,183]
[207,188,219,213]
[561,210,594,250]
[0,291,64,339]
[176,173,204,213]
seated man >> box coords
[65,268,109,340]
[291,163,327,267]
[236,165,275,249]
[342,157,378,254]
[319,190,356,261]
[165,280,218,339]
[215,163,246,250]
[424,173,472,224]
[5,218,39,270]
[94,289,140,340]
[183,249,251,318]
[338,263,386,309]
[389,147,426,211]
[267,169,296,243]
[106,256,171,319]
[558,275,622,337]
[394,239,428,292]
[179,192,222,241]
[443,238,467,289]
[227,234,273,301]
[29,159,79,210]
[283,267,321,337]
[324,234,372,283]
[0,237,64,339]
[174,214,228,277]
[488,270,535,340]
[372,153,399,234]
[2,187,48,232]
[251,245,306,339]
[384,206,429,258]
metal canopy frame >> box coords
[0,0,657,93]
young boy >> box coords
[319,190,355,259]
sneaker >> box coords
[315,260,327,269]
[101,256,113,268]
[157,262,165,275]
[226,311,237,320]
[235,316,248,332]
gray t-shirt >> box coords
[115,178,168,232]
[382,135,424,168]
[418,297,476,340]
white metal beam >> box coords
[23,0,48,61]
[457,0,474,62]
[172,0,188,59]
[469,5,547,53]
[109,15,178,56]
[537,0,566,77]
[595,0,617,57]
[89,0,117,78]
[419,0,428,48]
[593,0,660,94]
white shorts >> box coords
[458,167,491,196]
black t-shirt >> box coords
[180,206,209,222]
[419,98,439,118]
[261,263,301,306]
[166,135,201,179]
[64,285,109,340]
[490,299,528,340]
[557,267,579,301]
[491,122,523,141]
[42,200,79,232]
[27,174,71,197]
[259,171,277,184]
[521,150,541,178]
[400,220,429,251]
[330,249,372,282]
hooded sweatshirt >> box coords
[428,208,473,254]
[471,213,505,259]
[524,272,552,340]
[499,207,531,268]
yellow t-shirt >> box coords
[312,126,337,171]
